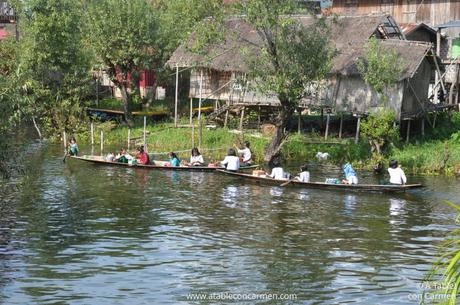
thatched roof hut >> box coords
[167,14,436,120]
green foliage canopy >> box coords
[357,37,403,95]
[360,110,399,156]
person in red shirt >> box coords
[136,146,150,165]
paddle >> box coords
[280,179,294,187]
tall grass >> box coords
[425,201,460,305]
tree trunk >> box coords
[264,104,293,163]
[120,85,133,125]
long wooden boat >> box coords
[70,155,258,172]
[216,169,423,193]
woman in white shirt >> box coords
[221,148,240,171]
[267,160,286,180]
[295,164,310,182]
[388,160,407,185]
[190,147,204,166]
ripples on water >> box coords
[0,146,458,304]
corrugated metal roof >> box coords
[434,20,460,29]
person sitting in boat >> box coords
[295,164,310,182]
[68,137,79,156]
[236,141,253,165]
[106,152,115,162]
[189,147,204,166]
[136,146,150,165]
[388,160,407,185]
[267,159,286,180]
[115,148,133,164]
[220,148,240,171]
[168,152,181,167]
[342,162,358,185]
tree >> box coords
[233,0,333,162]
[357,36,403,98]
[86,0,157,124]
[357,37,403,156]
[17,0,92,138]
[360,110,399,156]
[0,38,22,177]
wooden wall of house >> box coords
[401,59,432,117]
[189,69,279,106]
[331,75,405,118]
[331,0,460,26]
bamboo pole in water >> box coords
[127,128,131,150]
[63,131,67,150]
[91,122,94,146]
[143,116,147,150]
[100,130,104,155]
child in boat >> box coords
[267,159,286,180]
[106,152,115,162]
[68,137,79,156]
[115,148,133,164]
[237,141,253,165]
[189,147,204,166]
[295,164,310,182]
[388,160,407,185]
[168,152,181,167]
[136,146,150,165]
[342,162,358,185]
[221,148,240,171]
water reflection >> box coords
[0,144,458,305]
[343,194,357,214]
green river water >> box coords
[0,143,459,304]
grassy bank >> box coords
[74,112,460,175]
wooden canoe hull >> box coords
[70,156,258,172]
[216,170,423,193]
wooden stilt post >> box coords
[198,70,203,123]
[143,116,147,148]
[224,109,229,128]
[433,113,437,129]
[354,116,361,144]
[100,130,104,155]
[91,122,94,146]
[189,98,193,125]
[127,128,131,150]
[174,64,179,127]
[258,106,261,129]
[421,118,425,137]
[339,114,343,139]
[320,108,324,130]
[406,119,411,143]
[198,70,203,149]
[325,112,330,140]
[297,108,301,135]
[239,107,245,131]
